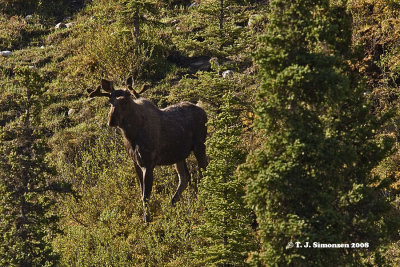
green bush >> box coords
[53,129,202,266]
[0,0,82,18]
[61,1,171,89]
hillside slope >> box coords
[0,0,399,265]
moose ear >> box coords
[126,77,134,87]
[101,79,114,92]
[86,88,95,95]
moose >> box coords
[87,78,208,222]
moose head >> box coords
[87,77,148,98]
[87,78,149,127]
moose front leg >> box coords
[133,162,143,197]
[141,167,154,223]
[194,142,208,170]
[171,160,190,206]
[193,142,208,190]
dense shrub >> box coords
[0,0,84,18]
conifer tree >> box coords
[118,0,162,44]
[240,0,398,265]
[188,0,248,55]
[193,93,255,266]
[0,67,70,266]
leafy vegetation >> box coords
[241,0,398,265]
[0,67,71,266]
[193,92,255,266]
[0,0,399,266]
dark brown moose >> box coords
[87,78,208,222]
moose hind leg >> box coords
[142,167,154,223]
[171,161,190,206]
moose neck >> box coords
[118,100,143,145]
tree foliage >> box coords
[0,67,70,266]
[193,93,255,266]
[0,0,84,18]
[240,0,399,265]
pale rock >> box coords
[68,108,77,116]
[0,51,12,57]
[222,70,233,78]
[188,2,199,8]
[55,22,66,29]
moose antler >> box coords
[87,79,115,98]
[126,77,150,99]
[101,79,115,92]
[87,85,111,98]
[138,83,150,94]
